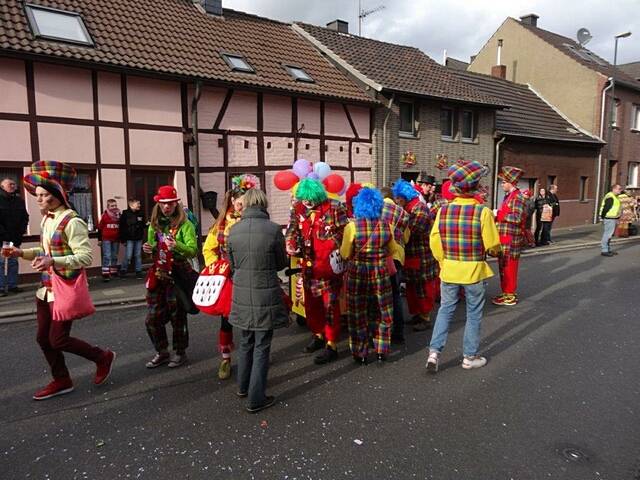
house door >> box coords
[131,170,173,220]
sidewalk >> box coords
[1,223,638,322]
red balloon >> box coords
[323,174,345,194]
[273,170,299,191]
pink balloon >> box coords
[292,159,313,179]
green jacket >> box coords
[147,219,197,260]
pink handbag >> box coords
[50,268,96,321]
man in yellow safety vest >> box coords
[600,184,623,257]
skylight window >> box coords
[25,4,93,46]
[221,53,255,73]
[284,65,315,83]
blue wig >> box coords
[353,187,384,220]
[392,179,419,201]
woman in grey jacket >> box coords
[227,188,288,413]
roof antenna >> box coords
[577,28,592,47]
[358,0,386,36]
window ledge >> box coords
[399,132,418,139]
[441,137,457,143]
[461,139,477,144]
[631,129,640,133]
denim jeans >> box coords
[601,218,617,253]
[101,240,119,275]
[121,239,143,273]
[0,256,19,290]
[429,280,486,357]
[238,329,273,408]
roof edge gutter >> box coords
[291,24,384,92]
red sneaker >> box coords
[33,377,74,401]
[94,350,116,385]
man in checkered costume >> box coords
[493,166,527,306]
[426,160,500,373]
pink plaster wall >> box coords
[34,63,93,119]
[99,127,126,164]
[297,99,321,134]
[325,140,349,168]
[324,102,353,137]
[351,142,373,168]
[227,135,258,167]
[196,133,224,167]
[101,168,128,206]
[97,72,123,122]
[0,120,31,161]
[264,136,295,166]
[220,91,257,131]
[0,58,28,114]
[353,170,372,185]
[189,86,227,129]
[265,170,293,225]
[126,76,182,126]
[129,130,184,166]
[22,166,41,236]
[347,105,371,139]
[38,123,95,164]
[298,138,320,164]
[199,172,226,231]
[263,95,292,132]
[174,171,189,209]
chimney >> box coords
[197,0,222,16]
[519,13,539,27]
[491,39,506,79]
[326,19,349,34]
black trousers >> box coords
[237,329,274,408]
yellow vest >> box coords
[600,192,621,219]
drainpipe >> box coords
[493,136,506,208]
[594,78,613,223]
[382,93,395,187]
[191,81,203,243]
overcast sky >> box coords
[225,0,640,66]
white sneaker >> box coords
[462,355,487,370]
[168,353,187,368]
[426,351,439,374]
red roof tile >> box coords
[0,0,374,103]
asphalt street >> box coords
[1,244,639,480]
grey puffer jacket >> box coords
[227,206,288,331]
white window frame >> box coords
[25,4,94,46]
[440,107,454,140]
[284,65,314,83]
[399,101,415,137]
[461,109,475,142]
[220,53,255,73]
[627,162,639,188]
[612,99,620,128]
[632,104,640,131]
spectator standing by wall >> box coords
[534,188,553,246]
[0,177,29,296]
[98,199,121,282]
[119,199,146,279]
[600,184,623,257]
[547,185,560,242]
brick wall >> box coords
[501,140,601,227]
[373,95,496,198]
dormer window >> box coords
[284,65,314,83]
[25,4,94,46]
[221,53,255,73]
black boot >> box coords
[314,346,338,365]
[303,335,325,353]
[352,354,368,365]
[377,353,387,363]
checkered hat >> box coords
[23,160,77,207]
[447,160,484,196]
[498,166,524,185]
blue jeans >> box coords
[0,256,19,291]
[429,281,486,357]
[101,240,119,275]
[121,240,143,273]
[238,329,273,408]
[601,218,617,253]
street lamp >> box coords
[606,31,632,190]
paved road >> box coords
[2,245,639,479]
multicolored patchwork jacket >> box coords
[496,189,526,259]
[380,200,409,245]
[439,203,486,262]
[41,211,81,288]
[351,217,392,266]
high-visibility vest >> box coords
[600,192,621,219]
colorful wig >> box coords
[345,183,363,217]
[392,179,419,201]
[231,173,259,194]
[353,187,384,220]
[294,178,327,204]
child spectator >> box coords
[98,198,121,282]
[119,199,146,279]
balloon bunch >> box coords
[273,159,346,195]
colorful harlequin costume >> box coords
[202,174,259,379]
[427,161,500,370]
[392,179,439,327]
[285,179,348,364]
[20,160,115,400]
[340,188,398,362]
[494,166,527,306]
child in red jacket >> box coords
[98,198,121,282]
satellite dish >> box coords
[577,28,592,46]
